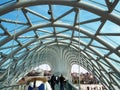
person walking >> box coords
[50,74,56,90]
[59,74,65,90]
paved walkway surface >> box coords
[54,84,66,90]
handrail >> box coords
[65,80,78,90]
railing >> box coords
[65,81,78,90]
[80,84,105,90]
[65,81,105,90]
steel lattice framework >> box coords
[0,0,120,89]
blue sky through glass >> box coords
[0,1,120,88]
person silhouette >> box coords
[59,74,65,90]
[50,74,56,90]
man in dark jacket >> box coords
[59,74,65,90]
[50,74,56,90]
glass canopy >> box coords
[0,0,120,89]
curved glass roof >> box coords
[0,0,120,89]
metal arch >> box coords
[0,1,119,57]
[0,3,119,72]
[0,38,38,65]
[0,0,120,25]
[79,56,112,89]
[0,23,119,75]
[0,40,118,88]
[37,45,63,74]
[70,61,104,86]
[44,44,111,88]
[0,23,119,56]
[0,0,119,88]
[19,33,119,78]
[37,45,59,64]
[82,51,120,89]
[0,24,119,79]
[49,34,120,79]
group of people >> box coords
[18,70,66,90]
[50,74,66,90]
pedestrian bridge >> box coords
[0,0,120,90]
